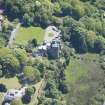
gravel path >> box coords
[7,23,21,48]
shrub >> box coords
[0,84,7,92]
[26,86,36,95]
[22,93,31,104]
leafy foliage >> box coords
[1,0,105,105]
[0,48,20,77]
[23,66,41,83]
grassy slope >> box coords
[65,57,88,84]
[65,54,99,84]
[15,26,44,45]
[65,53,104,105]
[0,77,21,89]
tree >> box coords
[11,6,19,18]
[0,37,6,47]
[23,66,40,83]
[52,16,62,26]
[22,93,31,104]
[0,84,7,92]
[26,38,38,52]
[86,31,97,52]
[61,2,73,16]
[94,36,105,53]
[80,0,90,2]
[0,70,3,77]
[45,79,61,99]
[23,13,31,26]
[59,82,69,94]
[21,86,35,104]
[73,4,85,19]
[91,0,96,3]
[32,38,38,47]
[53,3,61,16]
[2,21,9,32]
[51,0,59,3]
[37,63,45,76]
[26,86,36,95]
[0,65,3,77]
[80,17,103,34]
[14,48,28,65]
[0,48,20,77]
[71,27,88,53]
[80,16,96,31]
[62,45,70,65]
[84,3,96,16]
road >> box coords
[7,23,21,48]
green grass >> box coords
[65,57,88,85]
[65,53,101,85]
[0,93,3,105]
[0,77,21,89]
[65,53,104,105]
[76,53,99,62]
[15,26,44,45]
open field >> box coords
[0,77,21,89]
[65,53,100,84]
[15,26,44,45]
[65,53,104,105]
[65,57,88,85]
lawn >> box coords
[0,93,3,105]
[15,26,44,45]
[0,77,21,89]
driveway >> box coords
[44,26,61,42]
